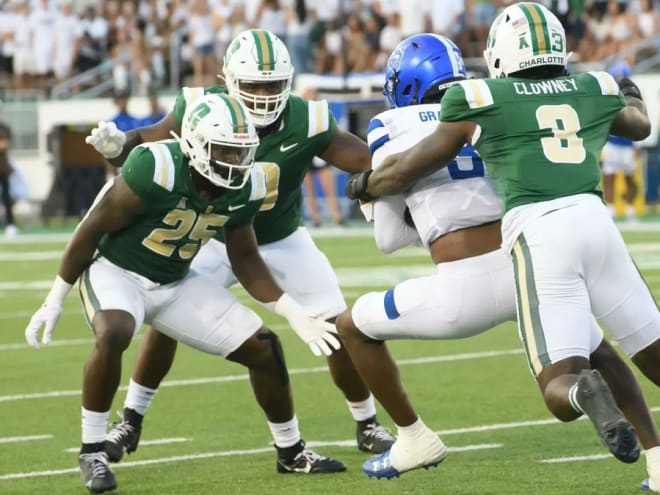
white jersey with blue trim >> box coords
[367,104,502,250]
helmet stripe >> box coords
[519,3,550,55]
[252,30,274,71]
[221,95,248,134]
[529,3,551,53]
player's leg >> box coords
[590,338,660,451]
[303,172,321,227]
[78,257,148,493]
[104,328,176,463]
[259,228,394,453]
[316,166,343,225]
[226,327,345,474]
[148,269,346,474]
[624,174,638,220]
[583,200,660,490]
[511,203,639,463]
[107,239,238,461]
[601,143,618,217]
[621,146,639,219]
[337,249,514,478]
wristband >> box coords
[45,275,73,305]
[270,293,298,318]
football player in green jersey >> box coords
[85,29,395,464]
[346,2,660,490]
[25,94,345,493]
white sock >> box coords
[396,416,427,440]
[627,205,636,218]
[646,446,660,491]
[124,379,157,416]
[568,383,584,415]
[81,407,110,444]
[268,416,301,448]
[346,394,377,422]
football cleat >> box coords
[642,478,660,492]
[105,409,142,463]
[363,429,448,479]
[276,440,347,474]
[363,451,402,479]
[577,369,640,464]
[79,451,117,494]
[357,418,396,453]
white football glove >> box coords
[274,293,342,357]
[25,301,63,349]
[25,276,72,349]
[85,121,127,159]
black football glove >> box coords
[345,171,377,202]
[619,77,643,101]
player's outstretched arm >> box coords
[25,177,143,348]
[225,219,284,304]
[610,78,651,141]
[225,220,341,357]
[319,127,371,174]
[86,112,179,167]
[367,120,471,197]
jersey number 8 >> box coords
[536,104,586,164]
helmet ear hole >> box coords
[402,85,412,96]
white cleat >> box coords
[363,426,448,479]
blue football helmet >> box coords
[384,34,466,109]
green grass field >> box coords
[2,228,660,495]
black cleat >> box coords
[79,451,117,494]
[357,417,396,454]
[105,409,142,463]
[577,369,640,463]
[276,440,347,474]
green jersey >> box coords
[173,86,337,244]
[440,72,625,213]
[98,140,266,284]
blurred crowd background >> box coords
[0,0,658,99]
[0,0,659,236]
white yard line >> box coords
[0,348,524,403]
[0,442,500,481]
[63,437,191,453]
[540,454,613,463]
[0,338,93,351]
[0,435,53,444]
[0,251,62,261]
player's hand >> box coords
[274,294,342,357]
[25,301,63,349]
[345,171,377,202]
[618,77,643,101]
[85,121,127,159]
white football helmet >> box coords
[176,94,259,190]
[223,29,294,127]
[484,2,566,79]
